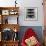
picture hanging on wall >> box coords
[24,7,38,21]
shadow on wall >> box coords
[18,26,43,43]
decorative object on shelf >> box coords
[9,10,18,15]
[2,28,13,41]
[15,0,17,7]
[2,10,9,15]
[5,18,8,24]
[14,28,17,32]
[10,10,14,15]
[25,7,38,21]
[1,28,19,41]
[13,28,18,41]
[13,32,18,41]
[2,16,8,24]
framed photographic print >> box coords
[2,10,9,15]
[25,7,38,21]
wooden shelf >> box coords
[0,24,19,32]
[0,7,19,46]
[0,40,19,46]
[0,7,19,10]
[2,40,19,42]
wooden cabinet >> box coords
[2,41,19,46]
[0,7,19,46]
[0,41,19,46]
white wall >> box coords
[0,0,44,26]
[18,0,44,26]
[0,0,15,7]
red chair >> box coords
[21,28,41,46]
